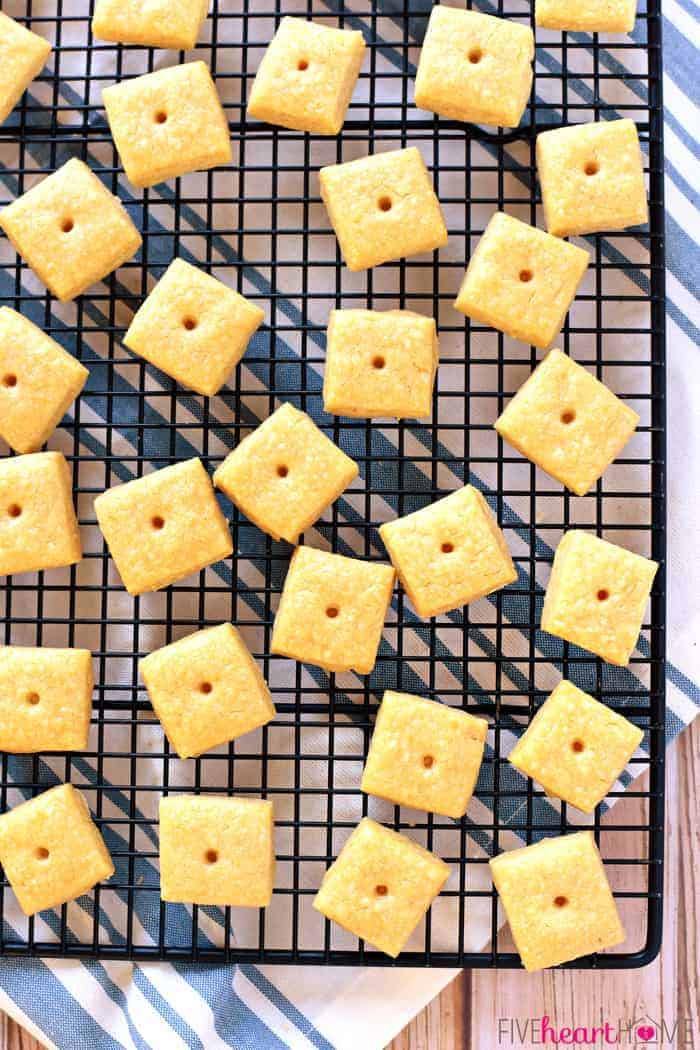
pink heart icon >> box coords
[637,1025,655,1042]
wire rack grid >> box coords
[0,0,665,967]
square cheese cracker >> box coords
[140,623,275,759]
[323,309,438,420]
[213,402,358,544]
[537,119,647,238]
[271,545,395,675]
[319,147,448,271]
[313,818,449,957]
[509,680,644,813]
[415,6,534,129]
[0,158,141,302]
[0,784,114,916]
[92,0,209,50]
[94,457,232,595]
[102,61,231,189]
[495,348,639,496]
[124,258,264,396]
[541,530,657,666]
[362,691,488,818]
[453,212,589,348]
[0,12,51,126]
[0,451,81,576]
[0,646,93,753]
[247,17,365,135]
[160,794,275,907]
[0,307,88,454]
[380,484,517,618]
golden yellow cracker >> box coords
[319,147,448,271]
[141,623,275,759]
[92,0,209,50]
[159,794,275,907]
[509,680,644,813]
[0,12,51,125]
[94,457,232,595]
[102,61,231,189]
[541,530,658,666]
[453,212,589,348]
[536,0,636,33]
[490,830,625,971]
[0,451,81,576]
[248,17,365,135]
[415,6,533,128]
[537,120,648,237]
[0,307,88,454]
[361,691,487,818]
[313,818,449,958]
[0,646,93,753]
[495,348,639,496]
[124,258,264,396]
[0,783,114,915]
[379,484,516,618]
[0,158,142,302]
[270,545,395,675]
[323,309,438,420]
[213,402,358,544]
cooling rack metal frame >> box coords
[0,0,665,967]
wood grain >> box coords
[0,1012,38,1050]
[0,721,696,1050]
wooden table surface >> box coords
[0,720,697,1050]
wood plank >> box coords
[388,971,470,1050]
[0,1013,40,1050]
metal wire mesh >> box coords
[0,0,665,966]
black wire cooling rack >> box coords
[0,0,665,966]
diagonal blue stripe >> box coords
[0,947,126,1050]
[172,963,290,1050]
[240,965,336,1050]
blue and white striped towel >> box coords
[0,0,698,1047]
